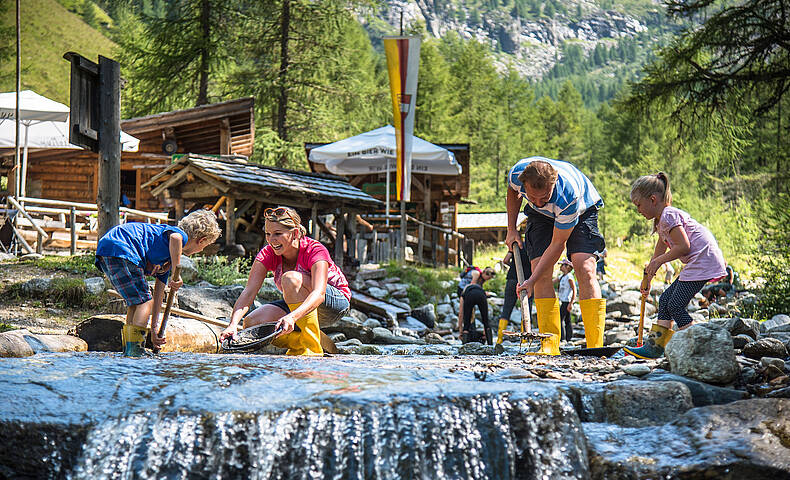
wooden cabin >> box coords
[142,153,383,265]
[0,97,254,211]
[304,142,471,265]
[457,211,527,245]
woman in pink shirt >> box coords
[220,206,351,355]
[624,172,726,359]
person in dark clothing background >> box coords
[497,245,534,343]
[461,267,496,344]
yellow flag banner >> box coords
[383,36,421,202]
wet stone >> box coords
[743,337,788,360]
[665,323,739,385]
[620,364,651,377]
[732,334,753,350]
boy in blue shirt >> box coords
[95,209,221,356]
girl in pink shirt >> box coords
[624,172,726,359]
[220,206,350,356]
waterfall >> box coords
[68,393,588,479]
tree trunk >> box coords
[276,0,291,167]
[197,0,211,106]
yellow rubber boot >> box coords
[121,324,148,357]
[526,298,561,356]
[496,318,508,345]
[580,298,607,348]
[623,324,674,359]
[271,303,323,356]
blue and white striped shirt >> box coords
[508,156,603,230]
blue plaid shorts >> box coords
[95,256,152,306]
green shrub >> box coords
[384,261,457,303]
[193,256,252,286]
[0,323,16,333]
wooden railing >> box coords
[1,196,170,255]
[355,213,467,267]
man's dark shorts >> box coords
[523,205,606,261]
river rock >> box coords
[363,318,381,329]
[642,371,748,407]
[399,316,427,333]
[336,343,382,355]
[710,317,761,339]
[457,342,495,355]
[601,380,693,427]
[347,309,367,323]
[410,304,437,328]
[389,298,411,310]
[323,316,374,343]
[606,291,656,316]
[424,332,447,344]
[335,338,362,347]
[732,334,753,350]
[327,332,346,343]
[0,329,87,357]
[604,327,634,346]
[384,283,409,293]
[743,338,788,360]
[19,277,53,296]
[371,327,424,345]
[178,256,198,283]
[436,303,454,317]
[177,285,234,321]
[620,364,651,376]
[760,357,786,371]
[761,314,790,333]
[83,277,106,296]
[367,287,388,299]
[665,323,739,385]
[586,398,790,479]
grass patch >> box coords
[3,277,107,308]
[26,254,100,275]
[193,256,252,286]
[0,323,16,333]
[384,261,457,304]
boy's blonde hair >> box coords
[518,160,558,190]
[630,172,673,206]
[178,209,221,242]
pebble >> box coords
[621,364,652,376]
[760,357,786,371]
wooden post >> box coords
[36,231,43,254]
[246,201,262,233]
[346,211,357,263]
[399,200,406,261]
[225,196,236,246]
[219,118,231,155]
[444,232,450,267]
[96,56,121,239]
[417,223,424,264]
[69,207,76,256]
[311,203,319,239]
[431,226,437,266]
[334,210,345,265]
[174,198,185,222]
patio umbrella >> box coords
[0,90,139,197]
[309,125,460,221]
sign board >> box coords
[63,52,99,152]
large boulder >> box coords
[0,329,87,357]
[601,380,693,427]
[398,316,427,334]
[642,371,748,407]
[586,399,790,479]
[665,323,739,385]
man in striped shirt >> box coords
[506,156,607,355]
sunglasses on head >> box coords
[264,207,298,225]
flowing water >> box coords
[0,353,591,479]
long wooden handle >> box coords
[511,242,531,334]
[108,289,230,328]
[153,266,181,353]
[637,270,650,347]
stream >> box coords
[1,352,788,479]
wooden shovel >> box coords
[153,265,181,354]
[637,269,651,347]
[504,242,551,346]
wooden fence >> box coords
[1,196,169,255]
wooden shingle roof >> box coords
[142,154,383,210]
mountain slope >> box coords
[0,0,116,104]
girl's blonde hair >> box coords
[630,172,672,206]
[178,209,221,242]
[265,206,307,237]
